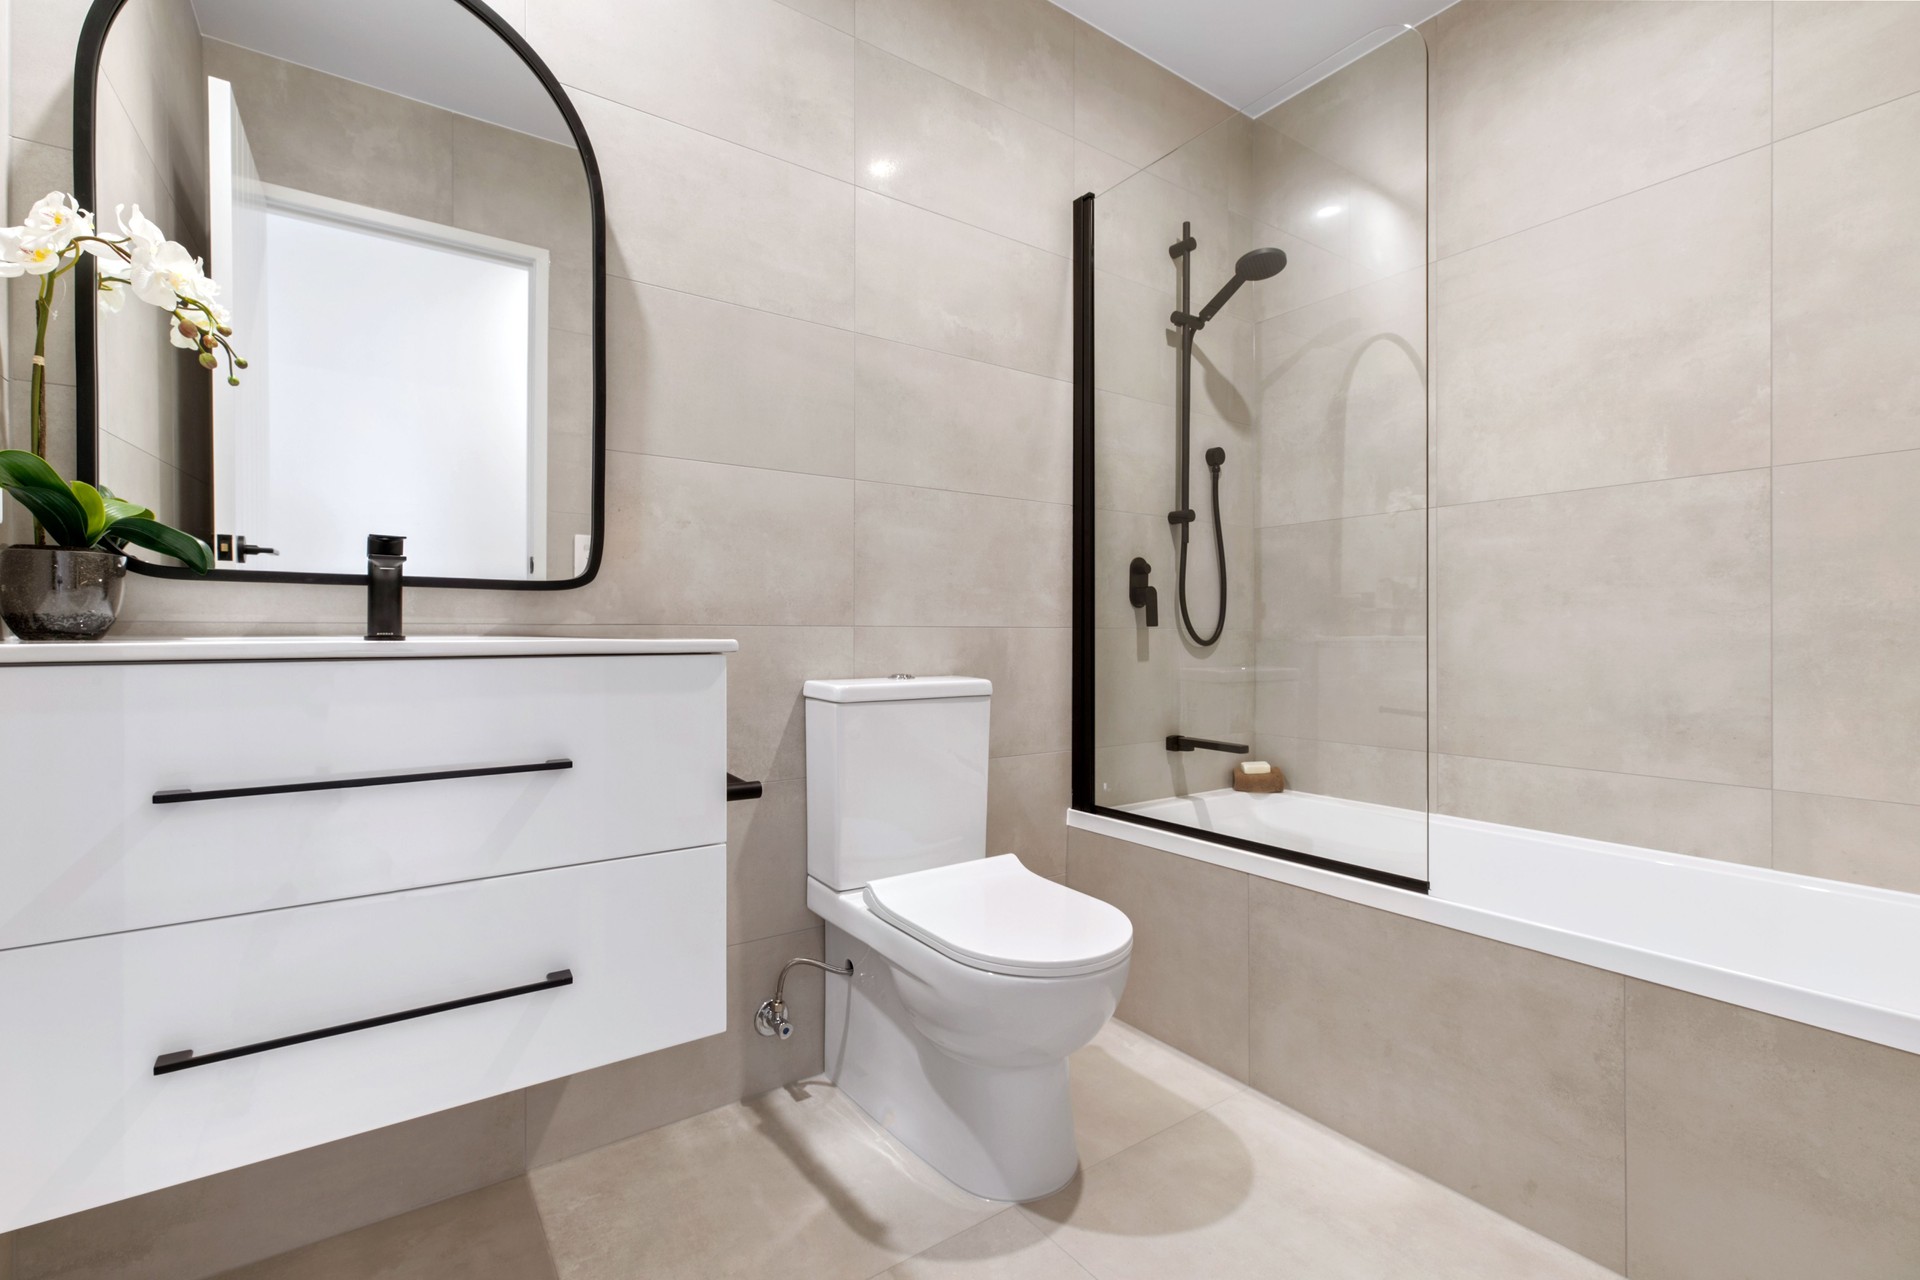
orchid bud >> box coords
[198,351,217,369]
[177,318,199,339]
[227,376,240,386]
[234,357,249,369]
[217,324,232,336]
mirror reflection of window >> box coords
[91,0,594,581]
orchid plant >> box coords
[0,193,244,571]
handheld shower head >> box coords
[1196,246,1289,324]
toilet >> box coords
[804,676,1132,1202]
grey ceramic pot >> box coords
[0,545,127,641]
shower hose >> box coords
[1176,452,1227,647]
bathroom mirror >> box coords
[72,0,603,587]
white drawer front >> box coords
[0,847,725,1232]
[0,654,725,949]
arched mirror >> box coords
[72,0,604,587]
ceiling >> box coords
[190,0,573,144]
[1049,0,1451,111]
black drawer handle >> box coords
[153,968,575,1075]
[726,773,763,802]
[152,758,573,805]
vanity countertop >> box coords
[0,635,739,665]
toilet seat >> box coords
[862,855,1133,978]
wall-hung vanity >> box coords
[0,0,733,1239]
[0,638,735,1232]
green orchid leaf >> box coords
[0,449,90,547]
[105,516,215,574]
[68,479,109,542]
[98,494,153,525]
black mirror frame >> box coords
[69,0,606,591]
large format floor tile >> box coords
[212,1022,1618,1280]
[1022,1091,1617,1280]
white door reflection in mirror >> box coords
[210,74,550,580]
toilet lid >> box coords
[863,855,1133,978]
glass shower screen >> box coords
[1075,27,1430,887]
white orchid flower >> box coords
[115,204,165,261]
[19,192,93,254]
[131,238,205,310]
[0,228,66,277]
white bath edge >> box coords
[1068,807,1920,1058]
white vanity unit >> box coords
[0,636,735,1232]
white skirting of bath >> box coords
[1076,791,1920,1057]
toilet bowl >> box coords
[803,677,1133,1202]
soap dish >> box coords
[1232,762,1286,794]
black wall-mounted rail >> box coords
[153,969,575,1075]
[726,773,763,802]
[1166,736,1249,754]
[152,758,573,805]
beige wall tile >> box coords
[777,0,854,33]
[1092,268,1255,421]
[1256,634,1425,754]
[1091,740,1185,806]
[1771,790,1920,896]
[524,926,826,1167]
[1071,140,1135,198]
[852,481,1069,627]
[1093,164,1234,302]
[1147,113,1249,215]
[1092,623,1176,749]
[987,751,1070,878]
[606,280,856,477]
[1255,269,1426,526]
[1774,93,1920,465]
[10,0,88,147]
[1430,0,1770,257]
[850,626,1070,758]
[1773,1,1920,141]
[1774,451,1920,804]
[1071,22,1233,171]
[854,190,1071,379]
[1248,880,1626,1269]
[203,41,455,224]
[855,0,1076,132]
[1434,754,1771,866]
[1250,733,1426,810]
[853,337,1072,504]
[1257,509,1425,643]
[728,776,815,944]
[1433,471,1772,787]
[856,44,1073,256]
[599,452,855,626]
[1433,151,1770,506]
[527,0,856,178]
[11,1096,525,1280]
[1065,828,1250,1078]
[579,92,854,326]
[1624,980,1920,1280]
[212,1179,559,1280]
[713,625,855,784]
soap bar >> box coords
[1232,761,1286,794]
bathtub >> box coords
[1121,789,1428,882]
[1075,791,1920,1057]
